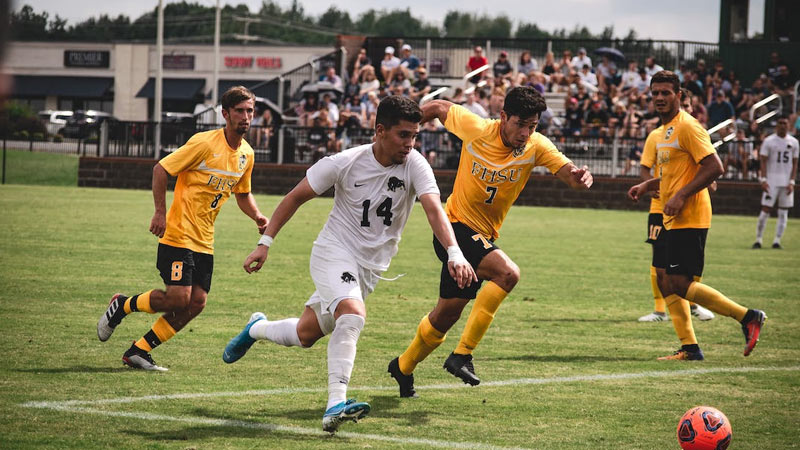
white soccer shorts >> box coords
[761,185,794,209]
[304,237,378,335]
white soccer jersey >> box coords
[760,133,799,187]
[306,144,440,272]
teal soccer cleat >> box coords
[322,399,371,433]
[222,312,266,363]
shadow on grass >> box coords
[530,318,632,323]
[15,366,130,374]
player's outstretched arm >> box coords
[243,178,318,274]
[556,163,593,190]
[418,193,477,289]
[420,100,453,125]
[235,192,269,234]
[150,163,169,238]
[663,153,724,217]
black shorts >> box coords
[156,243,214,293]
[665,228,707,277]
[433,222,498,299]
[647,213,667,269]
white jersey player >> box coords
[754,116,799,249]
[221,96,476,434]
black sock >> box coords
[682,344,700,353]
[741,309,755,324]
[109,295,129,325]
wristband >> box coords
[446,245,467,264]
[257,234,274,247]
[759,177,766,183]
[791,180,796,186]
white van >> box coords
[38,110,73,136]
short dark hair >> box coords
[375,95,422,129]
[650,70,680,94]
[503,86,547,120]
[680,88,691,101]
[220,86,255,110]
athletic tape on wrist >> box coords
[446,245,465,262]
[258,234,274,247]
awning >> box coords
[11,75,113,97]
[213,79,278,104]
[136,78,205,100]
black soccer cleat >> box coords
[772,242,782,249]
[751,242,762,249]
[387,357,418,398]
[443,352,480,386]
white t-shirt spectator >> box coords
[571,55,592,70]
[463,101,489,118]
[645,63,664,78]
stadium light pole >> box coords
[212,0,220,114]
[154,0,164,159]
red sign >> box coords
[225,57,253,68]
[257,57,282,69]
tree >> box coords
[318,7,353,32]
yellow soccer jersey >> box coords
[159,128,254,254]
[640,127,663,214]
[444,104,571,240]
[654,110,714,230]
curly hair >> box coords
[503,86,547,120]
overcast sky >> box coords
[15,0,765,43]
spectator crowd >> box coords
[256,44,798,176]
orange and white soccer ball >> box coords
[677,406,732,450]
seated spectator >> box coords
[320,92,339,125]
[682,69,704,99]
[399,44,421,77]
[462,91,488,118]
[707,90,735,128]
[493,51,514,83]
[409,67,431,102]
[365,91,379,128]
[623,68,650,104]
[488,86,505,118]
[302,114,335,162]
[694,59,709,88]
[627,143,642,175]
[249,107,271,148]
[526,71,547,94]
[297,93,319,127]
[578,64,598,90]
[723,127,754,179]
[691,95,708,126]
[320,66,343,91]
[621,102,643,138]
[583,100,609,137]
[419,119,441,166]
[596,56,616,83]
[353,48,372,74]
[563,97,583,136]
[466,46,489,84]
[341,96,366,128]
[571,47,592,71]
[450,87,466,104]
[358,65,380,100]
[603,65,622,97]
[608,102,627,136]
[380,46,401,83]
[343,71,360,100]
[644,56,664,78]
[620,60,640,93]
[389,70,411,96]
[766,51,783,82]
[517,51,538,78]
[641,100,661,134]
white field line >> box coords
[32,405,526,450]
[22,365,800,409]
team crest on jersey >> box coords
[512,146,525,157]
[238,154,247,171]
[387,176,405,192]
[341,272,356,284]
[664,126,674,141]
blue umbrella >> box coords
[593,47,625,62]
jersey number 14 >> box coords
[361,198,393,227]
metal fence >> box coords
[1,122,765,182]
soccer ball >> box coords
[677,406,732,450]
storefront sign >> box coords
[163,54,195,70]
[225,57,254,68]
[225,56,283,69]
[64,50,110,68]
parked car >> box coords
[37,110,73,136]
[60,110,119,139]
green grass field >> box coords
[0,150,79,186]
[1,184,798,449]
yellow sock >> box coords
[665,294,697,345]
[454,281,508,355]
[398,315,446,375]
[123,290,155,314]
[134,316,177,352]
[688,275,702,309]
[650,266,666,313]
[685,282,747,321]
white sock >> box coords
[756,210,769,243]
[249,318,302,347]
[775,209,788,243]
[326,314,365,410]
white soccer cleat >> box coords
[691,304,715,321]
[97,293,127,342]
[638,312,669,322]
[122,346,168,372]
